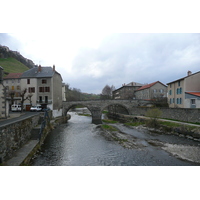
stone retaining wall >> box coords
[0,115,40,163]
[131,107,200,123]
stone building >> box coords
[20,65,63,117]
[134,81,167,100]
[3,73,23,107]
[0,66,9,118]
[167,71,200,108]
[112,82,144,99]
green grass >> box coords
[78,113,91,117]
[102,119,118,123]
[101,124,118,131]
[0,57,29,74]
[124,121,144,126]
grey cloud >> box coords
[71,33,200,93]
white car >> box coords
[30,106,42,112]
[11,105,22,112]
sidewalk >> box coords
[4,140,39,166]
[136,116,200,127]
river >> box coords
[30,109,200,166]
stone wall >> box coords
[131,107,200,123]
[0,114,40,163]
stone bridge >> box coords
[63,99,149,124]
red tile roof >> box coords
[4,73,23,79]
[186,92,200,97]
[137,81,165,91]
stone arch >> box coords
[63,103,92,117]
[101,103,130,115]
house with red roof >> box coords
[167,71,200,108]
[134,81,167,100]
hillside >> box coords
[0,45,36,69]
[0,57,29,75]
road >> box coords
[0,112,40,128]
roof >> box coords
[125,82,144,86]
[136,81,166,91]
[4,73,23,79]
[185,92,200,97]
[21,66,60,78]
[167,71,200,85]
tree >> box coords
[101,84,115,100]
[20,88,28,112]
[145,108,162,128]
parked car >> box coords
[30,106,42,112]
[11,105,22,112]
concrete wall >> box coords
[131,107,200,123]
[0,114,40,163]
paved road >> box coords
[0,112,40,128]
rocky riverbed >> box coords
[97,123,200,164]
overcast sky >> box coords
[1,1,200,94]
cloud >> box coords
[70,33,200,93]
[1,33,200,94]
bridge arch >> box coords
[63,99,148,124]
[101,103,130,115]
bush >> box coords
[145,108,162,128]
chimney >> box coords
[53,65,55,72]
[38,65,42,72]
[187,70,192,76]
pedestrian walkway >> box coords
[0,112,39,128]
[5,140,39,166]
[136,116,200,127]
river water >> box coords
[31,110,200,166]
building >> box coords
[135,81,167,100]
[167,71,200,108]
[0,67,9,118]
[3,73,23,107]
[19,65,63,117]
[112,82,144,99]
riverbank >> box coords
[107,113,200,141]
[2,115,70,166]
[100,117,200,164]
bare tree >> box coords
[27,93,33,106]
[8,90,15,106]
[101,84,115,99]
[20,88,28,112]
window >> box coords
[17,86,21,90]
[169,90,172,95]
[191,99,196,105]
[39,87,44,92]
[45,87,50,92]
[178,81,180,86]
[180,98,182,104]
[173,98,175,103]
[27,79,30,84]
[12,86,14,90]
[170,98,172,104]
[153,89,157,93]
[39,87,50,92]
[45,96,48,103]
[28,87,35,93]
[42,79,47,84]
[39,96,42,103]
[180,87,182,94]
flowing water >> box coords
[31,109,200,166]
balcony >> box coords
[36,100,52,104]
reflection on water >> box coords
[31,110,199,166]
